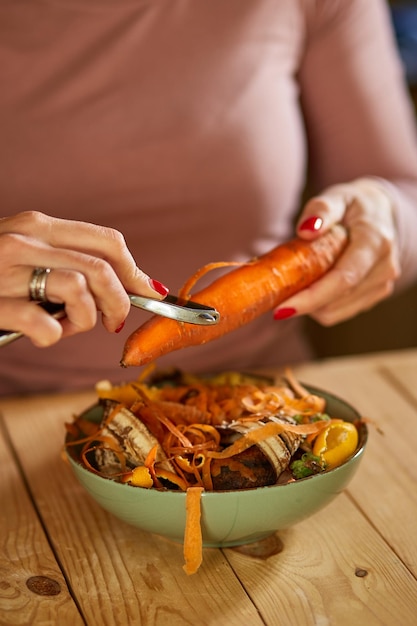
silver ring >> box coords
[29,267,52,302]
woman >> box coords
[1,0,417,394]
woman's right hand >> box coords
[0,211,169,347]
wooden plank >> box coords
[1,392,265,626]
[292,354,417,578]
[0,412,84,626]
[379,349,417,407]
[224,495,417,626]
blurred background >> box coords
[305,0,417,359]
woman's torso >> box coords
[0,0,310,394]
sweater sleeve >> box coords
[299,0,417,288]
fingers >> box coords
[0,233,129,332]
[0,211,167,299]
[296,178,396,239]
[275,178,401,325]
[310,272,396,326]
[274,252,398,325]
[0,267,98,342]
[0,212,170,338]
[0,298,64,347]
[296,187,348,239]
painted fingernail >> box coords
[273,307,297,321]
[115,321,125,333]
[299,216,323,232]
[149,279,169,297]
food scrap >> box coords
[65,368,363,574]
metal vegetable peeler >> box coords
[128,294,220,324]
[0,294,220,347]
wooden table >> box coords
[1,349,417,625]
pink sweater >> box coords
[1,0,417,394]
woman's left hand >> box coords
[273,178,401,325]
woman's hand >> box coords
[273,178,401,325]
[0,211,169,346]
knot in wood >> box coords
[354,568,368,578]
[26,576,61,596]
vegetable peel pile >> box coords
[65,367,362,575]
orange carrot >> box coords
[121,225,347,367]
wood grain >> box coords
[1,391,264,626]
[294,351,417,579]
[1,350,417,625]
[0,410,84,625]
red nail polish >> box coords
[115,321,125,333]
[299,216,323,232]
[273,307,297,321]
[149,279,169,296]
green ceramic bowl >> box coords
[66,386,367,547]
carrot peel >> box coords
[183,487,204,575]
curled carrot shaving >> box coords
[80,437,127,475]
[284,368,326,413]
[154,468,189,491]
[183,487,204,575]
[143,443,161,487]
[284,367,311,398]
[179,261,244,300]
[241,389,284,414]
[202,457,213,491]
[305,418,344,445]
[207,420,329,460]
[143,403,194,448]
[163,422,221,485]
[145,443,159,469]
